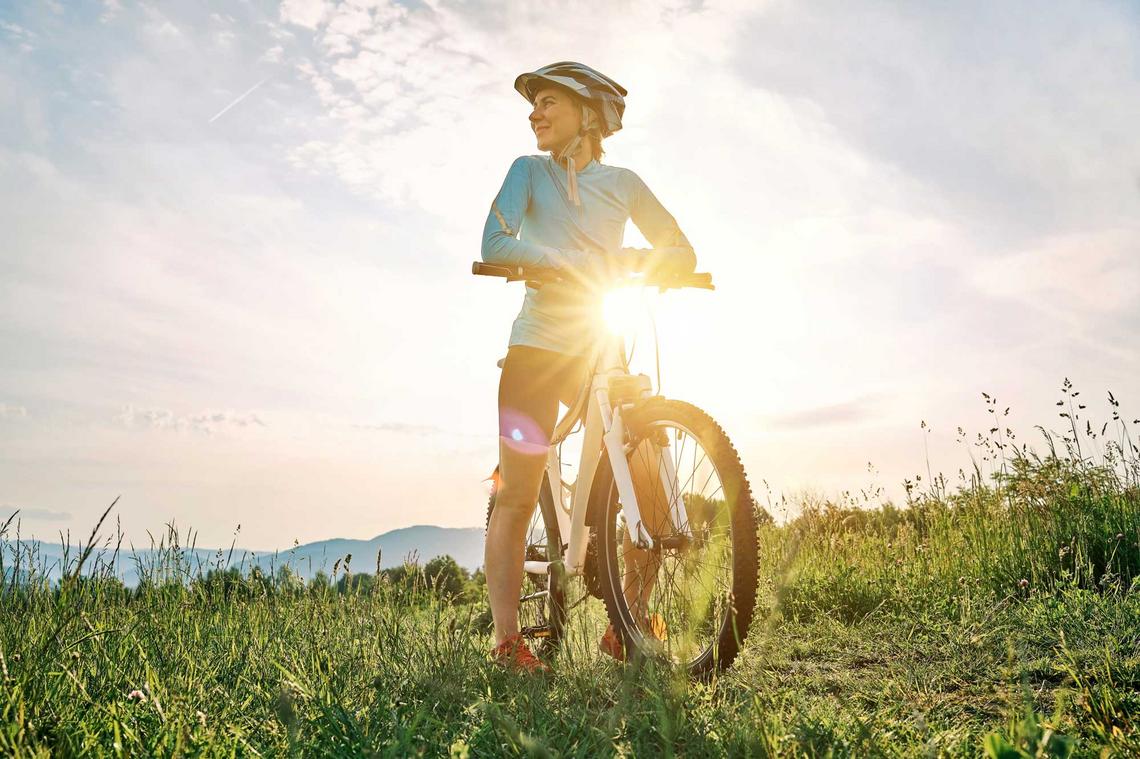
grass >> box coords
[1,383,1138,756]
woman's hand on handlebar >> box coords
[610,247,650,272]
[617,247,697,277]
[554,249,644,283]
[552,248,696,280]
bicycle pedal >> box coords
[657,534,690,551]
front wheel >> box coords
[592,398,758,679]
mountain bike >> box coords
[476,261,758,678]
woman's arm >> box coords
[482,157,588,271]
[627,172,697,274]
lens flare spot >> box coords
[499,408,549,455]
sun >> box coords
[602,286,653,336]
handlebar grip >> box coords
[680,272,713,289]
[653,272,714,290]
[472,262,519,278]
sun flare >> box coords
[602,286,653,336]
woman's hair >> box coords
[581,104,605,161]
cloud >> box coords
[731,1,1140,242]
[3,506,71,521]
[100,0,123,23]
[353,421,445,435]
[973,228,1140,316]
[0,21,32,38]
[139,5,184,40]
[280,0,332,30]
[275,0,737,216]
[260,44,285,63]
[0,20,37,53]
[0,403,28,419]
[189,411,266,429]
[114,406,266,434]
[764,397,880,431]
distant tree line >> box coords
[186,554,485,603]
[0,553,485,604]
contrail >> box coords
[208,77,269,124]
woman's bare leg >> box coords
[620,437,671,623]
[485,440,549,646]
[488,345,585,649]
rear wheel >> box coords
[485,468,566,656]
[592,398,758,678]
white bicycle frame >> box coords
[520,333,692,581]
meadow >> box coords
[2,384,1138,757]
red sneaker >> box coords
[599,624,625,661]
[491,634,551,674]
[645,613,669,643]
[599,615,669,662]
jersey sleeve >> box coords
[628,172,697,273]
[481,157,587,271]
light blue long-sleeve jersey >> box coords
[482,155,694,356]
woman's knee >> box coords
[494,476,542,516]
[497,435,549,510]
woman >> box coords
[481,61,696,673]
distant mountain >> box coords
[1,524,485,587]
[247,525,486,581]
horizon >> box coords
[1,521,491,587]
[2,0,1138,550]
[1,518,483,555]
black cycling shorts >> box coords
[497,345,588,455]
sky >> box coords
[1,0,1138,550]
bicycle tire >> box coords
[591,398,758,678]
[485,467,567,656]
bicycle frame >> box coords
[521,331,692,580]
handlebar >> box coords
[471,261,714,291]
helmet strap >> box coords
[555,140,582,207]
[552,105,594,207]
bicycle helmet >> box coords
[514,61,627,137]
[514,61,628,206]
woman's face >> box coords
[529,86,581,153]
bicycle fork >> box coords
[600,382,691,552]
